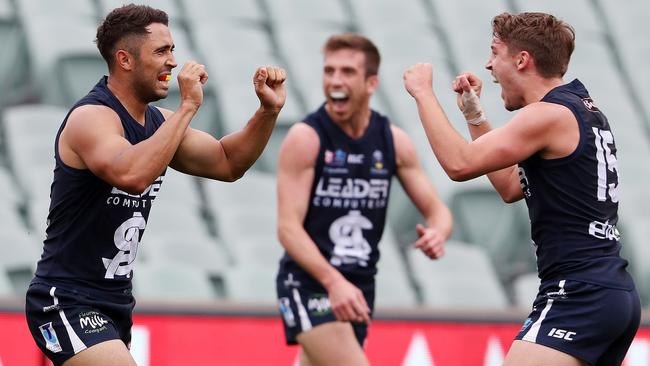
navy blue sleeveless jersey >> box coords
[518,79,633,289]
[278,104,396,291]
[33,76,166,294]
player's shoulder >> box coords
[287,121,320,141]
[514,101,575,128]
[279,122,320,163]
[154,105,173,119]
[64,104,123,136]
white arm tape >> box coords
[461,89,487,126]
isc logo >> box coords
[548,328,576,341]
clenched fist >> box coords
[253,66,287,112]
[403,63,434,99]
[178,60,209,111]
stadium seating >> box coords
[512,272,540,309]
[449,188,536,289]
[375,227,418,307]
[98,0,184,23]
[0,0,29,106]
[0,269,13,297]
[132,261,218,301]
[2,105,66,235]
[0,0,649,312]
[264,0,349,29]
[621,217,650,304]
[17,6,98,106]
[0,230,41,295]
[408,240,509,309]
[183,0,265,25]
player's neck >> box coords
[523,76,565,106]
[329,106,371,139]
[106,75,147,124]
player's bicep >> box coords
[468,106,553,175]
[393,126,443,213]
[64,106,133,182]
[170,127,229,178]
[277,124,319,225]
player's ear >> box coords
[516,51,531,71]
[366,74,379,94]
[115,49,135,71]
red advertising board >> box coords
[2,312,650,365]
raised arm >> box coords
[403,63,574,183]
[452,73,523,202]
[168,66,286,181]
[59,62,207,194]
[392,126,452,259]
[277,123,371,324]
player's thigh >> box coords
[505,340,588,366]
[63,339,136,366]
[297,321,369,366]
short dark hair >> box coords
[492,12,575,78]
[323,33,381,77]
[96,4,168,70]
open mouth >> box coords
[157,73,171,82]
[329,91,349,103]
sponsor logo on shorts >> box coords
[79,311,109,334]
[548,328,576,341]
[278,297,296,327]
[39,322,62,353]
[521,317,533,332]
[307,295,331,316]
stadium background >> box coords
[0,0,649,364]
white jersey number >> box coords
[103,212,146,279]
[593,127,619,203]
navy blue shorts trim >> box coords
[276,272,374,346]
[515,279,640,365]
[25,282,135,366]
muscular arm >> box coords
[60,103,198,194]
[453,73,523,202]
[59,61,210,194]
[466,121,524,203]
[165,106,281,181]
[169,66,286,181]
[403,64,576,184]
[392,126,452,259]
[277,123,371,323]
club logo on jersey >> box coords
[278,297,296,327]
[329,210,373,267]
[518,167,531,198]
[581,97,600,113]
[324,149,347,166]
[39,322,62,353]
[79,311,109,334]
[307,295,332,316]
[103,212,146,279]
[371,150,388,175]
